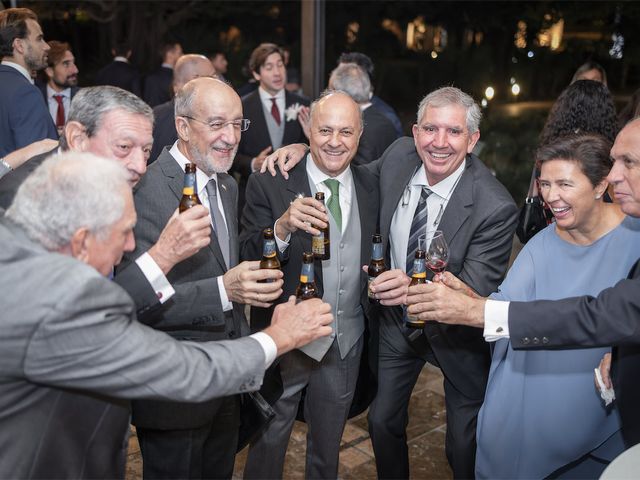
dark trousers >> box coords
[137,396,240,479]
[368,320,480,479]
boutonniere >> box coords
[285,103,304,122]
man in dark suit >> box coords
[126,77,285,479]
[406,117,640,449]
[0,151,334,479]
[0,7,57,157]
[38,40,79,136]
[143,42,182,107]
[235,43,309,219]
[0,85,212,323]
[240,91,379,479]
[328,62,397,165]
[149,53,215,164]
[94,43,141,97]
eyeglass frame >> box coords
[180,115,251,132]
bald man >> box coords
[148,53,215,163]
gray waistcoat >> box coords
[299,178,364,361]
[262,100,285,150]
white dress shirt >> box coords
[1,60,33,83]
[484,299,511,341]
[258,86,285,121]
[46,85,71,124]
[389,160,465,271]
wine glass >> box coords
[425,230,449,275]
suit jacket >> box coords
[354,105,397,166]
[371,137,518,399]
[144,66,173,107]
[125,147,248,429]
[509,259,640,446]
[371,95,403,138]
[94,60,142,97]
[149,99,176,164]
[0,215,265,479]
[239,158,380,416]
[0,65,57,156]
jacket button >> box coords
[533,337,539,345]
[228,330,236,338]
[542,337,549,344]
[522,337,530,345]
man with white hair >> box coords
[328,62,396,165]
[0,152,334,479]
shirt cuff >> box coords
[483,299,511,342]
[250,331,278,369]
[135,252,175,304]
[216,276,233,312]
[273,219,291,253]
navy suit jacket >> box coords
[144,66,173,107]
[94,60,141,97]
[0,65,57,156]
[354,106,397,165]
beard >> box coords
[24,44,47,71]
[188,141,237,176]
[53,75,78,89]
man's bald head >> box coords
[173,54,216,94]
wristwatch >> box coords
[0,157,12,175]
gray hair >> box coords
[328,63,371,104]
[6,152,130,251]
[309,89,364,131]
[416,86,482,134]
[63,86,153,147]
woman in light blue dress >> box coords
[474,134,640,479]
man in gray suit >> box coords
[125,77,285,479]
[0,152,334,479]
[240,91,379,479]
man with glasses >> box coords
[123,77,283,479]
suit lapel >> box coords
[437,156,474,247]
[286,158,314,259]
[247,92,272,150]
[353,166,377,266]
[217,173,239,268]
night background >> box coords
[10,0,640,200]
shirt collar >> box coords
[161,63,173,70]
[413,156,466,200]
[1,60,33,83]
[114,56,129,63]
[169,142,215,197]
[46,84,71,98]
[258,86,284,103]
[305,153,353,193]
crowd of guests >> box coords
[2,6,640,480]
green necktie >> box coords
[323,178,342,231]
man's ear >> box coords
[65,121,89,151]
[252,70,261,82]
[467,130,480,153]
[69,227,91,264]
[12,37,25,57]
[175,116,190,142]
[45,66,54,81]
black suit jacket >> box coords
[94,60,142,97]
[354,106,397,166]
[150,99,176,164]
[144,66,173,107]
[509,259,640,446]
[371,137,519,400]
[125,148,247,430]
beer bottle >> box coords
[179,163,202,212]
[406,249,427,328]
[259,228,280,283]
[296,252,319,300]
[311,192,330,260]
[368,234,387,304]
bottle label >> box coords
[412,258,427,278]
[371,242,383,260]
[312,232,325,255]
[262,239,277,258]
[183,173,196,195]
[368,277,375,298]
[300,262,315,283]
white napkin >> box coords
[594,367,616,406]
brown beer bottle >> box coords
[259,228,280,283]
[406,249,427,328]
[178,163,202,212]
[295,252,319,300]
[368,234,387,304]
[312,192,330,260]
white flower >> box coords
[285,103,303,122]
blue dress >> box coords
[476,216,640,479]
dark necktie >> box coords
[205,178,230,267]
[323,178,342,231]
[406,186,433,274]
[53,94,65,128]
[270,98,281,126]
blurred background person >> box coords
[95,42,141,97]
[143,41,182,107]
[571,60,608,86]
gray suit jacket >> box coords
[0,215,265,479]
[371,137,518,399]
[123,147,249,429]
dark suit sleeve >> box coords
[12,84,57,148]
[114,261,161,320]
[239,173,278,262]
[509,273,640,349]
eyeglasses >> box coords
[181,115,251,132]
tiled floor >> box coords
[125,363,453,479]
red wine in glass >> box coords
[425,230,449,275]
[427,258,447,274]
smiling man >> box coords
[39,41,79,135]
[239,90,379,479]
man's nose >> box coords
[607,160,623,185]
[433,129,447,147]
[124,231,136,253]
[129,148,148,175]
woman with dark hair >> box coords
[571,61,608,86]
[474,134,640,479]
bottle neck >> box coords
[183,172,196,195]
[371,241,384,260]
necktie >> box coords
[270,98,281,126]
[323,178,342,231]
[53,94,65,128]
[406,186,433,274]
[205,178,230,267]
